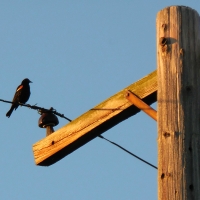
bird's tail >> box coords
[6,106,15,118]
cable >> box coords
[1,98,157,169]
[0,99,72,122]
[98,135,157,170]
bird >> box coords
[6,78,32,118]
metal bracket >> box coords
[125,90,157,121]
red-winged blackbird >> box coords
[6,78,32,118]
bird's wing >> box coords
[16,85,23,92]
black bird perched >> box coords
[6,78,32,118]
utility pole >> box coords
[32,5,200,199]
[157,6,200,200]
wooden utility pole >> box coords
[157,6,200,200]
[32,6,200,200]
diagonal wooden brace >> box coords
[125,90,157,121]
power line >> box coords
[1,98,157,169]
[0,99,72,122]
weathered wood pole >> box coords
[157,6,200,200]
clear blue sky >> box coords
[0,1,199,200]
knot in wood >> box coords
[161,23,167,31]
[163,132,170,138]
[161,173,165,179]
[186,85,192,92]
[188,146,192,152]
[159,37,167,46]
[189,184,194,191]
[180,48,184,56]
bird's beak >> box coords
[29,80,32,83]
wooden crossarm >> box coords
[32,70,157,166]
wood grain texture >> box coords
[157,6,200,200]
[33,70,157,166]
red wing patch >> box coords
[16,85,23,92]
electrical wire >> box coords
[98,135,157,170]
[1,98,157,169]
[0,99,72,121]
